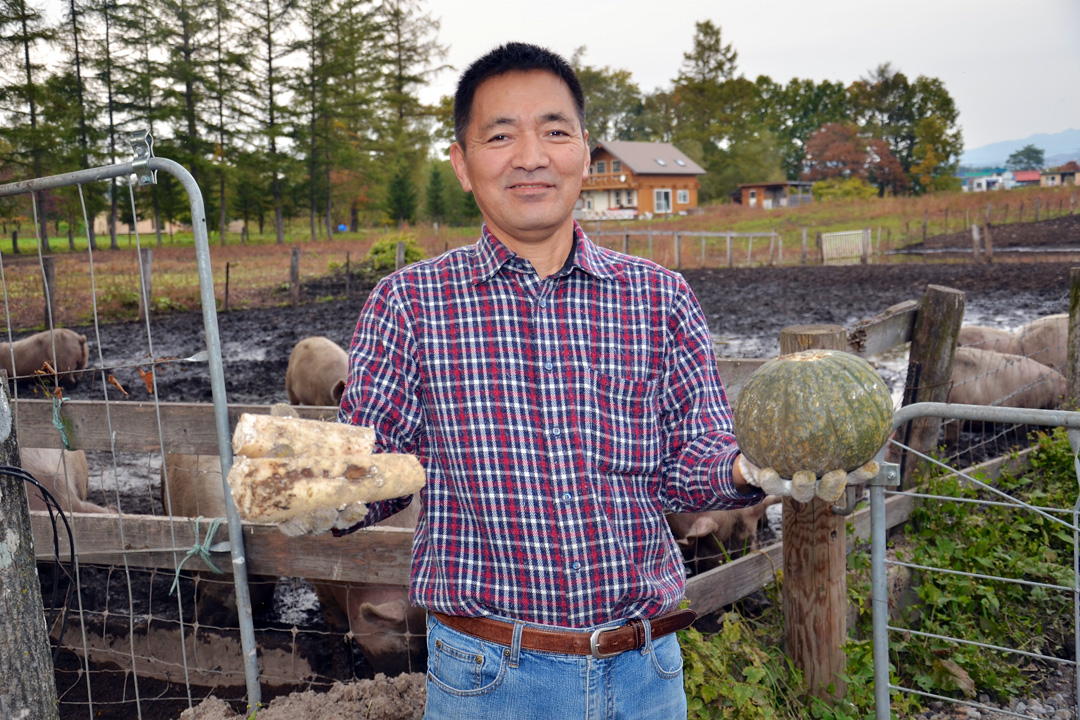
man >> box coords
[332,42,827,719]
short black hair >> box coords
[453,42,586,147]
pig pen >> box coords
[28,242,1080,719]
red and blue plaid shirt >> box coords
[337,222,761,628]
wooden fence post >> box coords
[815,231,823,265]
[0,374,62,720]
[1067,268,1080,408]
[674,232,681,270]
[623,233,629,255]
[41,255,55,330]
[861,228,870,264]
[290,246,300,308]
[395,240,406,270]
[778,324,849,702]
[726,234,733,268]
[801,227,808,265]
[137,248,153,320]
[11,229,17,254]
[970,224,982,263]
[898,285,965,488]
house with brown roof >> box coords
[578,141,706,220]
[728,181,814,209]
[1040,161,1079,187]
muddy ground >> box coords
[50,214,1080,408]
[31,214,1080,719]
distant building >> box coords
[1012,170,1042,187]
[1040,161,1079,187]
[728,181,814,209]
[961,168,1012,192]
[578,141,706,220]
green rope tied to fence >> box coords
[51,394,71,450]
[169,516,225,596]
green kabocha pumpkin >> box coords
[732,349,893,478]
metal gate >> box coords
[872,402,1080,719]
[0,132,262,710]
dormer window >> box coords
[655,158,667,166]
[612,161,622,173]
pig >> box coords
[945,346,1067,443]
[0,328,89,388]
[1007,313,1068,372]
[21,447,114,514]
[312,499,427,676]
[948,346,1066,409]
[957,325,1014,353]
[665,497,782,576]
[160,453,277,627]
[285,336,348,407]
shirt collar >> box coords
[471,222,620,285]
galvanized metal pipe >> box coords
[147,157,261,709]
[871,448,891,719]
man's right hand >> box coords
[277,501,368,536]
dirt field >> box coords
[29,214,1080,719]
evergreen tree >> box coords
[240,0,297,243]
[0,0,57,249]
[425,162,446,223]
[384,157,416,225]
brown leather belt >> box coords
[432,608,698,659]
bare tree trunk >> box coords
[0,376,61,719]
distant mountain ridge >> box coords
[961,128,1080,168]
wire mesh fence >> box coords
[874,403,1080,720]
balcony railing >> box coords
[584,172,635,188]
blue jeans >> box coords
[423,613,687,720]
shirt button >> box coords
[544,361,554,371]
[552,427,562,436]
[562,492,572,501]
[571,561,581,571]
[539,299,548,308]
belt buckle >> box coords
[589,627,621,659]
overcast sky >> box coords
[419,0,1080,152]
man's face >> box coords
[450,70,589,248]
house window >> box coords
[677,189,690,204]
[675,159,686,167]
[655,189,672,213]
[655,158,667,166]
[612,161,621,173]
[586,197,593,210]
[589,165,595,175]
[749,189,757,207]
[626,190,634,206]
[614,190,622,206]
[596,161,606,174]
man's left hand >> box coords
[737,454,878,503]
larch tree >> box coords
[240,0,296,243]
[0,0,57,250]
[377,0,448,225]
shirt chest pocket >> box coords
[582,367,662,474]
